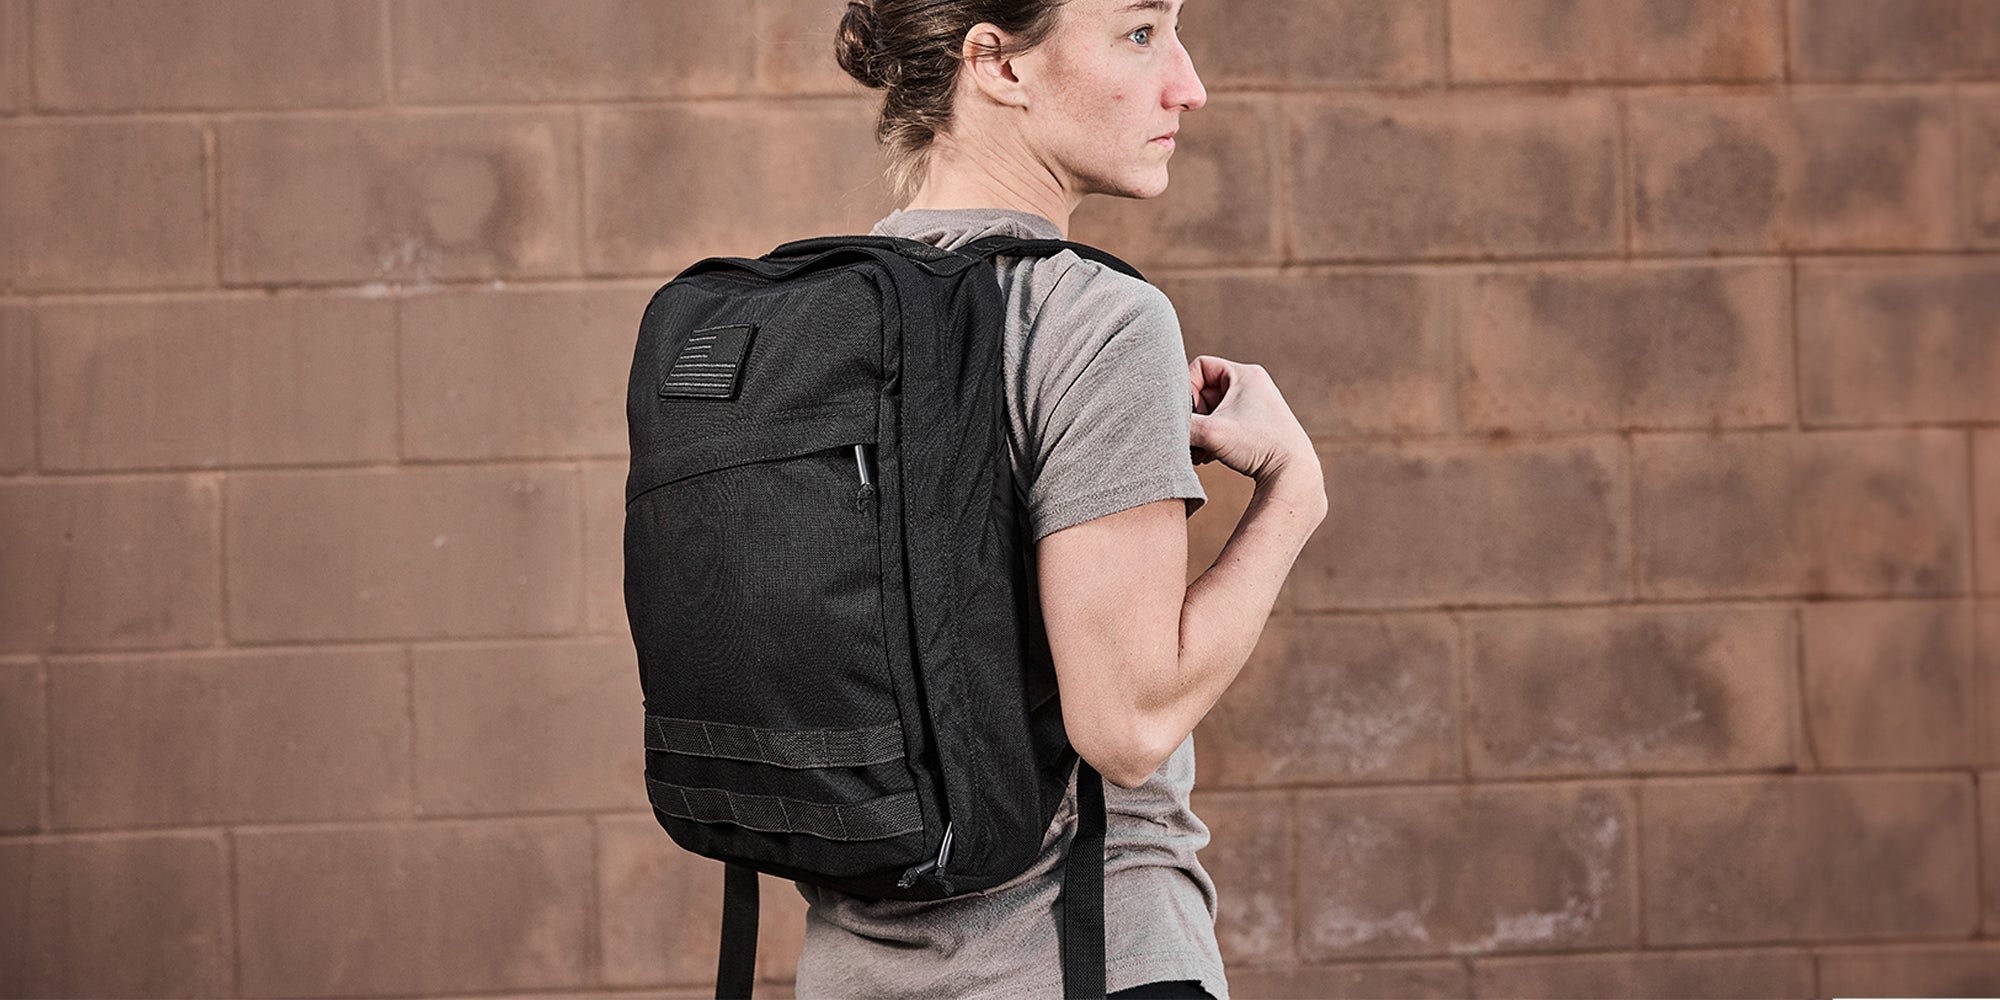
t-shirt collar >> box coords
[868,206,1064,249]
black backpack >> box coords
[623,231,1151,999]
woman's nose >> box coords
[1167,37,1206,111]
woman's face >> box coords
[1023,0,1206,200]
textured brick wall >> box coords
[1,1,1995,997]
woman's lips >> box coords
[1151,134,1175,149]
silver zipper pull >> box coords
[854,444,873,488]
[853,444,876,512]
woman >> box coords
[796,1,1326,997]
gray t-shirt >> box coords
[791,207,1227,999]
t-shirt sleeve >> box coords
[1025,263,1207,541]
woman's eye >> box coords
[1129,25,1151,46]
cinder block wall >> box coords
[1,1,1996,997]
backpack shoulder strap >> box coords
[763,233,963,267]
[760,232,1144,282]
[1060,760,1108,999]
[716,863,759,999]
[954,235,1147,283]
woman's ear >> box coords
[960,23,1031,109]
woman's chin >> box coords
[1079,162,1173,201]
[1120,166,1173,200]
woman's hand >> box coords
[1187,355,1319,489]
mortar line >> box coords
[7,80,1989,123]
[1444,249,1465,438]
[574,461,589,631]
[1631,778,1647,952]
[1967,429,1982,603]
[1780,0,1795,84]
[1952,83,1969,249]
[393,297,406,461]
[1270,93,1292,265]
[1617,91,1635,257]
[1437,0,1453,89]
[403,644,419,818]
[12,249,2000,306]
[215,469,229,646]
[1968,769,1985,962]
[1788,257,1803,430]
[1455,610,1474,780]
[586,811,604,987]
[14,766,1978,838]
[226,826,242,998]
[574,104,591,277]
[22,0,34,110]
[205,122,221,286]
[1624,431,1641,602]
[27,305,40,472]
[38,657,50,832]
[1286,787,1303,967]
[379,0,395,105]
[1794,603,1818,770]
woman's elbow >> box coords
[1074,719,1170,791]
[1102,759,1156,791]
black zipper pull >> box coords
[894,859,933,889]
[894,822,953,889]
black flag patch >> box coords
[659,323,756,400]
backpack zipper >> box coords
[895,821,953,889]
[857,436,943,891]
[853,443,876,511]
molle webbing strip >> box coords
[646,778,922,842]
[644,714,905,770]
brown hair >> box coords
[835,0,1072,203]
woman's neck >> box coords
[902,142,1076,237]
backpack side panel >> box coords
[894,258,1074,893]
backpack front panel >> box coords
[625,261,940,888]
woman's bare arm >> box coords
[1037,464,1327,789]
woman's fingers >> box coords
[1188,357,1210,413]
[1190,355,1233,415]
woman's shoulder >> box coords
[1010,248,1177,334]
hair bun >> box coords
[836,0,893,89]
